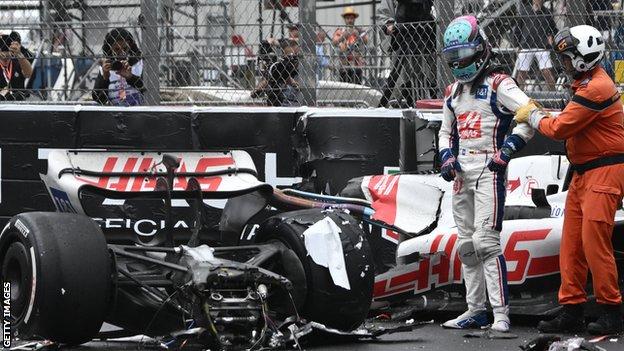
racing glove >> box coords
[440,148,461,182]
[487,134,526,172]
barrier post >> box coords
[299,0,317,106]
[140,0,161,105]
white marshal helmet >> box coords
[553,25,605,76]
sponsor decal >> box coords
[457,111,482,139]
[14,219,29,238]
[241,223,260,241]
[374,229,559,298]
[550,205,564,218]
[383,166,400,175]
[475,85,488,100]
[507,177,521,193]
[76,155,232,192]
[491,74,509,90]
[264,153,302,187]
[367,175,400,243]
[2,281,10,348]
[92,217,190,237]
[49,187,77,213]
[524,177,539,196]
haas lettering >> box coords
[374,229,559,298]
[457,111,482,139]
[76,156,234,192]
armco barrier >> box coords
[0,105,563,238]
[0,105,405,229]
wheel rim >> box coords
[1,241,32,323]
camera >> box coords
[110,60,124,71]
[0,35,13,53]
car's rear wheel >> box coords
[0,212,111,345]
[256,209,374,331]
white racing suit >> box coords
[439,73,534,319]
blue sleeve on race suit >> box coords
[440,148,454,163]
[501,134,526,154]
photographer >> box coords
[377,0,436,107]
[92,28,145,106]
[251,38,302,106]
[0,34,33,101]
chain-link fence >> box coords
[0,0,622,106]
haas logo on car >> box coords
[76,155,235,192]
[374,228,560,299]
[457,111,482,139]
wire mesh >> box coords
[0,0,620,106]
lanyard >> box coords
[0,60,13,88]
[119,76,126,101]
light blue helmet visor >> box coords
[443,41,483,82]
[442,41,482,67]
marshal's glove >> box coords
[514,100,542,124]
[487,134,526,172]
[440,148,461,182]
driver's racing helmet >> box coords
[442,15,491,83]
[553,25,605,78]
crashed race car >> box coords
[0,150,379,349]
[343,153,624,316]
[4,137,622,349]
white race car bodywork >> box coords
[366,155,624,302]
[40,149,269,215]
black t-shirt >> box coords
[517,4,557,49]
[393,0,434,53]
[269,56,299,84]
[396,0,433,23]
[0,59,28,100]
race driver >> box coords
[515,25,624,335]
[438,15,534,332]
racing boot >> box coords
[537,304,585,333]
[442,309,489,329]
[484,255,511,332]
[491,308,511,332]
[587,304,623,335]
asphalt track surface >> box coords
[13,315,624,350]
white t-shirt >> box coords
[99,59,144,105]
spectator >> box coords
[513,0,557,90]
[92,28,145,106]
[0,34,33,101]
[377,0,436,107]
[9,32,34,63]
[9,31,36,91]
[251,38,301,106]
[315,28,329,81]
[267,24,300,46]
[332,7,368,84]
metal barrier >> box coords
[0,0,621,106]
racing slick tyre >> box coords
[256,209,374,331]
[0,212,111,345]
